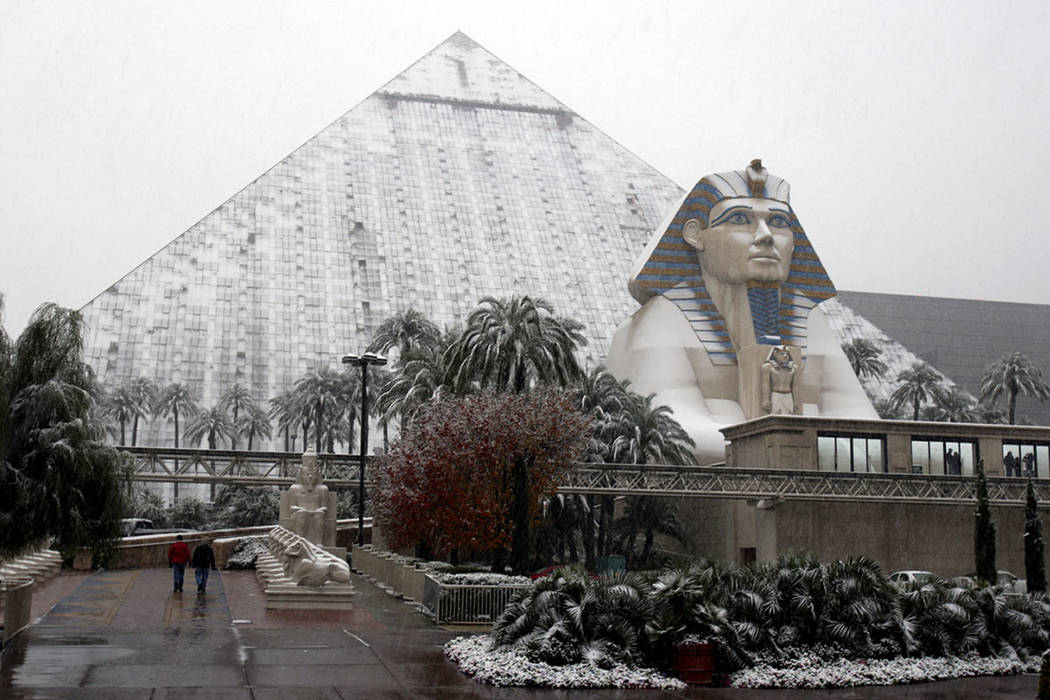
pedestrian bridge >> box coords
[120,447,1048,506]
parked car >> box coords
[965,570,1027,593]
[888,570,935,590]
[119,518,155,536]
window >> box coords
[1002,442,1050,479]
[911,438,977,476]
[818,434,886,472]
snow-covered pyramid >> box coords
[80,32,684,447]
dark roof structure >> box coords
[836,291,1050,426]
[80,32,684,447]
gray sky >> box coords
[2,0,1049,337]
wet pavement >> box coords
[0,567,1039,698]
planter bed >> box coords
[445,634,1039,690]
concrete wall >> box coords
[770,500,1049,577]
[666,493,1050,579]
[722,415,1050,476]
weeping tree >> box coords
[1025,481,1047,593]
[0,300,129,561]
[974,459,997,584]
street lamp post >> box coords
[341,351,387,546]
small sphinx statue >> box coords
[267,526,351,586]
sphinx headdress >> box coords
[627,160,836,365]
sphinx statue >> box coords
[279,449,337,547]
[266,526,351,587]
[607,160,876,464]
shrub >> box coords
[494,565,651,668]
[225,537,268,569]
[127,486,169,528]
[373,391,590,569]
[167,497,210,530]
[210,485,280,528]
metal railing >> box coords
[120,448,1049,505]
[424,576,529,626]
[122,447,361,487]
[557,464,1050,506]
[1,577,34,645]
[351,544,528,626]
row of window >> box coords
[816,434,1048,478]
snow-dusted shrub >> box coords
[224,537,267,569]
[444,635,683,689]
[731,652,1026,689]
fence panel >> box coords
[428,577,529,625]
[1,578,34,644]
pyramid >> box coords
[80,32,685,447]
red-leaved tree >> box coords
[372,390,590,569]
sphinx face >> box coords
[683,197,795,285]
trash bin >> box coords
[596,555,626,574]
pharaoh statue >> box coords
[761,345,797,415]
[607,160,876,464]
[279,449,338,547]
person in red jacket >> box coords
[168,535,191,593]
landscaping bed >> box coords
[440,557,1050,690]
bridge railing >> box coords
[121,447,362,487]
[119,448,1047,505]
[558,463,1050,505]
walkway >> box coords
[0,567,1039,698]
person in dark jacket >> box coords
[191,540,217,594]
[168,535,191,593]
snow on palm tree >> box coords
[979,352,1050,424]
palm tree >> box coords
[572,366,634,568]
[241,402,273,451]
[184,404,236,449]
[873,398,905,420]
[446,295,586,394]
[927,387,981,423]
[578,378,696,561]
[153,383,198,448]
[607,393,697,467]
[127,377,158,446]
[378,329,459,426]
[979,352,1050,425]
[577,366,633,461]
[841,338,888,380]
[292,367,344,452]
[614,496,689,567]
[102,383,138,445]
[367,308,441,361]
[889,363,945,421]
[220,383,255,449]
[269,388,305,452]
[976,401,1008,425]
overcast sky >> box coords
[2,0,1049,337]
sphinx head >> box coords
[629,159,833,305]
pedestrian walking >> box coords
[191,540,217,594]
[168,535,191,593]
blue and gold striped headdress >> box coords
[628,160,836,365]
